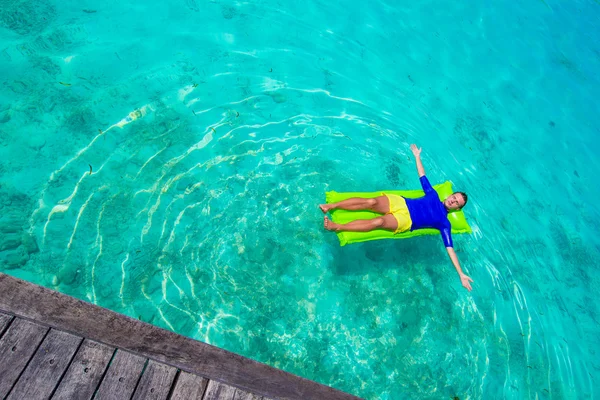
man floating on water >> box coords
[320,144,474,291]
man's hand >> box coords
[446,248,473,292]
[410,144,425,177]
[460,273,474,291]
[410,144,422,158]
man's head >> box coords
[444,192,468,211]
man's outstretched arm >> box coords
[446,247,473,291]
[410,144,426,177]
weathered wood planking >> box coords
[7,329,82,400]
[95,350,147,400]
[131,359,177,400]
[170,371,209,400]
[0,273,361,400]
[52,339,115,400]
[234,388,264,400]
[0,318,49,398]
[204,380,238,400]
[0,311,13,337]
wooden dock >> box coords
[0,273,362,400]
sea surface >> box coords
[1,0,599,398]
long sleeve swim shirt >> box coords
[404,176,453,248]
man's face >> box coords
[444,193,465,210]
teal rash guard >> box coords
[403,176,453,248]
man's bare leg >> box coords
[323,214,398,232]
[319,196,389,214]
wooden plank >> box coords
[169,371,209,400]
[0,317,48,398]
[233,388,264,400]
[0,273,361,400]
[203,380,237,400]
[131,359,177,400]
[7,328,82,400]
[95,349,146,400]
[0,311,13,337]
[52,339,115,400]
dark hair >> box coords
[456,192,468,208]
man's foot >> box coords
[319,204,332,214]
[324,216,338,231]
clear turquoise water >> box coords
[1,0,599,398]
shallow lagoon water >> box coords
[1,0,599,398]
